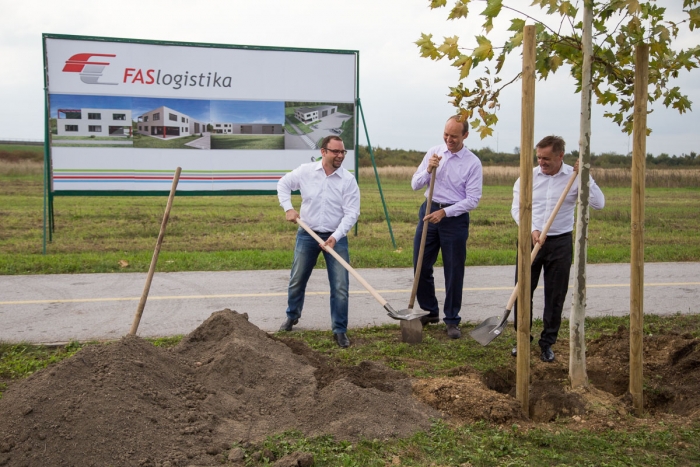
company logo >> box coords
[62,53,118,85]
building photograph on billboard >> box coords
[43,34,358,194]
[284,102,355,151]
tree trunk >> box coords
[569,2,593,388]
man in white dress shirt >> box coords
[276,135,360,348]
[511,135,605,362]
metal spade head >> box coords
[384,304,430,321]
[469,308,511,346]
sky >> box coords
[2,0,698,156]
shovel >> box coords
[296,218,429,321]
[401,167,438,343]
[469,170,579,346]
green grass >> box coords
[1,165,699,274]
[51,143,133,148]
[132,134,201,149]
[51,136,131,141]
[210,134,284,149]
[285,108,313,134]
[239,422,700,466]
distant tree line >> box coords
[358,146,700,168]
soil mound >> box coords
[0,309,439,466]
[411,327,700,428]
[3,309,700,465]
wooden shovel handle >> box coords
[129,167,181,335]
[295,218,388,307]
[409,167,437,309]
[506,170,579,310]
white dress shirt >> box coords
[511,163,605,235]
[411,143,483,217]
[277,161,360,241]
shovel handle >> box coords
[129,167,181,335]
[295,218,388,307]
[506,170,578,311]
[409,166,438,309]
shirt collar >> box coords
[536,163,572,177]
[441,144,468,158]
[314,160,342,177]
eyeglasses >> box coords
[323,148,348,156]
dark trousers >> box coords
[413,201,470,325]
[513,232,572,348]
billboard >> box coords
[43,34,359,194]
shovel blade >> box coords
[400,318,423,344]
[385,304,429,321]
[469,310,510,346]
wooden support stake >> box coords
[516,24,536,417]
[630,44,649,416]
[129,167,182,336]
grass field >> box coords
[1,160,699,274]
[51,136,131,141]
[210,134,285,149]
[132,134,201,149]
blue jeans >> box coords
[413,201,470,325]
[286,228,349,334]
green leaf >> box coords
[625,0,641,15]
[509,31,524,48]
[448,0,470,20]
[472,35,494,61]
[453,55,474,80]
[415,33,441,60]
[438,35,462,59]
[508,18,525,32]
[477,125,494,139]
[559,1,576,17]
[430,0,448,9]
[481,0,502,18]
[688,7,700,31]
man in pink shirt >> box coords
[411,116,483,339]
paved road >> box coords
[1,262,698,344]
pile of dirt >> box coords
[412,327,700,429]
[0,309,440,466]
[2,309,700,466]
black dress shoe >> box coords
[278,318,298,332]
[420,315,439,327]
[511,346,517,357]
[333,332,350,348]
[540,345,555,363]
[446,324,461,339]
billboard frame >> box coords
[42,33,369,248]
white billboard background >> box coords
[45,36,358,192]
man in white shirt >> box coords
[276,135,361,348]
[411,116,483,339]
[511,135,605,362]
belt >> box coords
[544,231,572,239]
[431,201,454,209]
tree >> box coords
[416,0,699,139]
[418,0,699,389]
